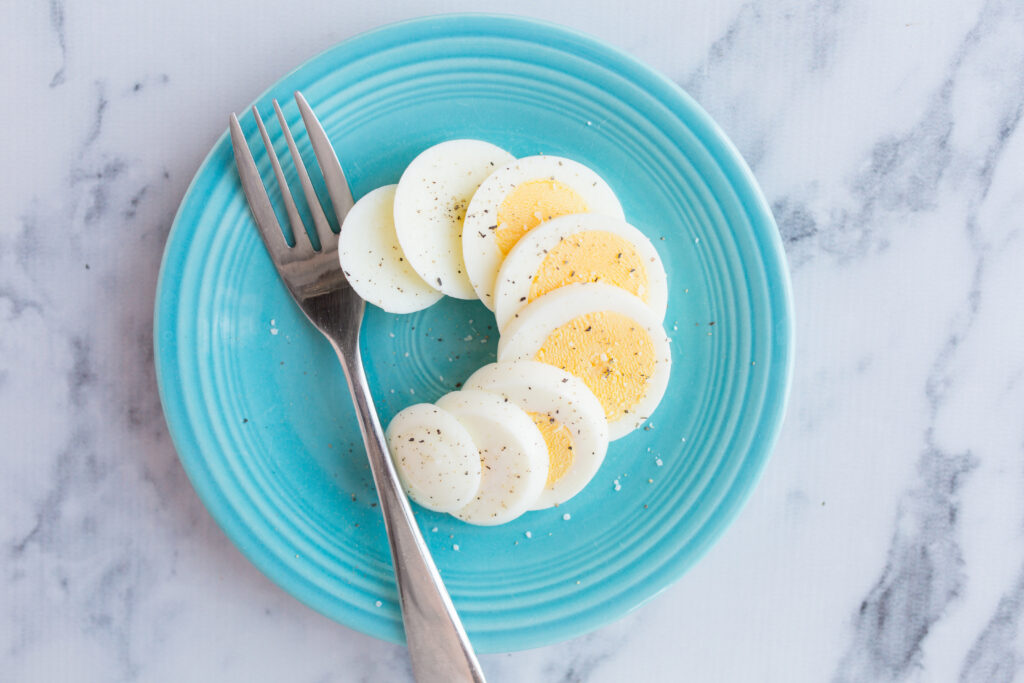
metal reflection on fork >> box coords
[229,92,486,683]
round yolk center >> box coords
[534,312,656,422]
[528,412,575,487]
[529,231,649,303]
[495,179,589,255]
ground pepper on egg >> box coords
[534,311,657,422]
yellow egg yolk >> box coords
[495,179,589,255]
[528,412,575,487]
[529,231,649,303]
[535,312,656,422]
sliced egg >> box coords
[435,389,548,525]
[461,155,624,309]
[384,403,482,512]
[338,185,443,314]
[464,361,608,509]
[393,140,516,299]
[497,282,671,440]
[492,213,668,331]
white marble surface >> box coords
[3,0,1024,680]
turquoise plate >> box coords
[155,14,793,653]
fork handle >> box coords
[331,341,487,683]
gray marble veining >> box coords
[3,0,1024,681]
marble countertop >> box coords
[3,1,1023,681]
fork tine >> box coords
[274,99,335,253]
[229,114,291,261]
[295,91,354,229]
[252,106,307,253]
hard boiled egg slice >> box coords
[435,389,549,525]
[393,140,515,299]
[493,213,668,332]
[461,155,624,310]
[498,283,671,440]
[464,361,608,510]
[384,403,482,512]
[338,185,443,314]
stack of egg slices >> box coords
[338,140,671,525]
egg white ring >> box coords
[461,155,625,310]
[464,361,609,510]
[497,282,672,440]
[384,403,483,513]
[393,140,515,299]
[493,213,668,332]
[436,390,549,525]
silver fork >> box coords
[229,93,486,683]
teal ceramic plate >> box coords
[155,14,793,653]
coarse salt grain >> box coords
[525,531,532,539]
[656,458,663,466]
[453,544,460,551]
[562,513,571,521]
[375,600,382,607]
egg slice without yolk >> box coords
[384,403,482,512]
[337,185,444,314]
[461,155,624,310]
[435,390,549,525]
[393,140,515,299]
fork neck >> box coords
[301,291,364,355]
[324,320,362,361]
